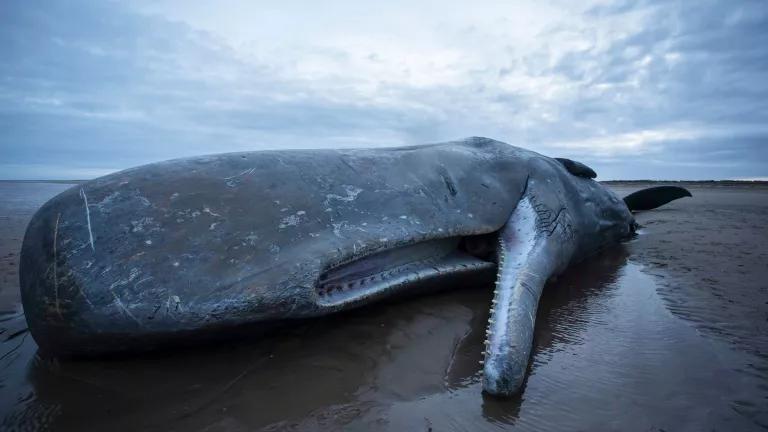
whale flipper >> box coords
[623,186,692,212]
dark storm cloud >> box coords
[1,0,766,179]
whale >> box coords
[19,137,691,396]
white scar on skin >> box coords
[109,289,142,326]
[324,185,363,206]
[108,269,146,326]
[80,188,95,251]
[203,207,222,218]
[224,168,255,180]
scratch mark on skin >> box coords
[223,168,255,181]
[278,211,306,229]
[134,276,153,290]
[324,185,363,206]
[79,291,95,308]
[95,191,120,212]
[137,196,151,207]
[224,168,255,187]
[332,222,346,238]
[70,270,96,308]
[79,188,95,251]
[203,207,222,218]
[53,213,62,319]
[108,268,144,326]
[109,288,142,326]
[166,295,183,315]
[242,232,259,246]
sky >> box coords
[1,0,767,180]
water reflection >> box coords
[478,246,629,426]
[2,244,766,431]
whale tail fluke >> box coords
[623,186,692,212]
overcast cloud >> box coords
[1,0,766,179]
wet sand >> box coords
[1,181,766,431]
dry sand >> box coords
[0,181,766,431]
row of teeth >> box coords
[316,255,447,297]
[316,276,378,296]
[480,236,506,366]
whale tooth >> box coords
[479,360,484,365]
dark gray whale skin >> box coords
[20,137,656,396]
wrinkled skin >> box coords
[20,137,636,396]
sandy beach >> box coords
[1,181,766,431]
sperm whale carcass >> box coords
[19,137,691,396]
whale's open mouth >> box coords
[316,236,497,306]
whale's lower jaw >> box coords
[481,192,573,397]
